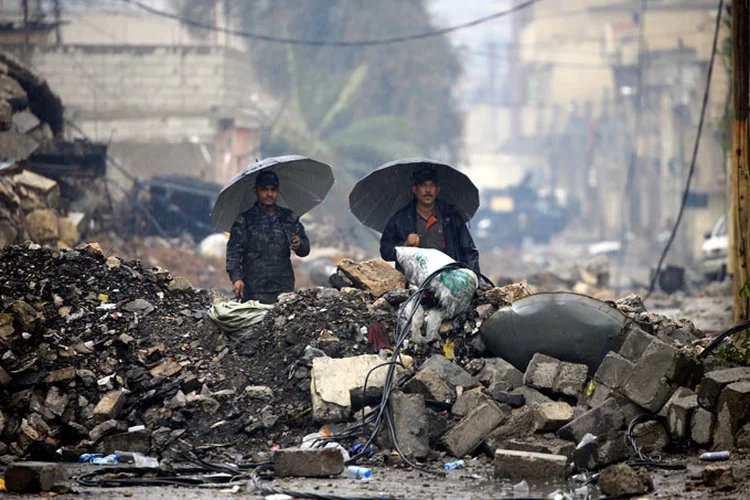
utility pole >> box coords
[732,0,750,322]
[53,0,62,47]
[22,0,29,65]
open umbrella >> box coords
[211,155,334,232]
[349,158,479,233]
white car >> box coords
[702,215,728,281]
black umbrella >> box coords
[211,155,334,232]
[349,158,479,233]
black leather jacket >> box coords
[226,204,309,302]
[379,198,480,274]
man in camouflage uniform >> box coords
[226,170,310,304]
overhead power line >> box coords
[120,0,540,47]
[644,0,725,299]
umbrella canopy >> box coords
[349,158,479,233]
[211,155,334,232]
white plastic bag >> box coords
[395,247,477,317]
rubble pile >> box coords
[0,170,82,249]
[1,242,749,496]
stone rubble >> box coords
[1,243,749,495]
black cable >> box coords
[644,0,724,300]
[624,414,686,470]
[697,318,750,360]
[121,0,540,47]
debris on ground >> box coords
[1,242,749,498]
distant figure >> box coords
[379,166,480,274]
[225,170,310,304]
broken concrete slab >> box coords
[557,398,624,443]
[494,449,567,482]
[622,341,679,412]
[337,258,406,298]
[25,209,58,242]
[510,385,552,406]
[390,392,429,459]
[482,406,537,453]
[713,380,750,450]
[702,465,735,491]
[4,461,68,493]
[477,357,523,390]
[534,402,574,432]
[273,448,344,477]
[311,354,409,423]
[418,355,478,389]
[697,367,750,410]
[442,401,508,458]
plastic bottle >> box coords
[78,453,102,463]
[344,466,371,479]
[700,451,730,461]
[91,454,120,465]
[442,460,465,470]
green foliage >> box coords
[717,336,750,365]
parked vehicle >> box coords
[702,214,728,281]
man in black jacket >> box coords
[226,171,310,304]
[379,166,480,274]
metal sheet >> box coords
[480,292,628,374]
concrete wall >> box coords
[29,44,259,130]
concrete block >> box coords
[403,368,455,403]
[665,391,698,441]
[477,357,523,389]
[4,461,68,493]
[594,352,634,390]
[273,448,344,477]
[93,390,126,420]
[452,390,491,417]
[486,387,525,408]
[523,353,560,392]
[691,407,715,447]
[442,401,508,458]
[494,449,567,482]
[89,419,119,443]
[557,398,624,443]
[101,430,150,454]
[618,326,655,361]
[713,380,750,450]
[622,341,679,412]
[553,361,589,398]
[419,355,478,389]
[390,392,429,459]
[697,367,750,410]
[534,402,574,432]
[584,382,613,408]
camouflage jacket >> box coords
[226,204,310,300]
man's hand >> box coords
[405,233,420,247]
[233,280,245,298]
[290,234,301,251]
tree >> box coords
[175,0,464,163]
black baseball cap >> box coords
[255,170,279,188]
[413,166,438,186]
